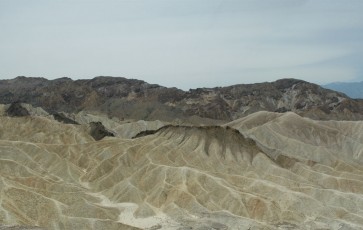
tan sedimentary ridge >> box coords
[1,109,363,229]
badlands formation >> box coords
[0,103,363,229]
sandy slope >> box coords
[0,111,363,229]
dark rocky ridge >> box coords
[53,113,79,125]
[5,102,30,117]
[89,121,115,141]
[1,76,363,121]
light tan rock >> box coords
[1,111,363,229]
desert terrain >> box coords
[0,99,363,229]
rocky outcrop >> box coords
[5,102,30,117]
[89,121,115,140]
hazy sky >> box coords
[1,0,362,89]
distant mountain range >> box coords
[1,76,363,121]
[323,81,363,99]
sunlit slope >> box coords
[1,112,363,229]
[227,111,363,168]
[0,117,138,229]
[0,116,93,144]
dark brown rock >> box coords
[53,113,79,125]
[89,121,114,141]
[6,102,30,117]
[1,76,362,121]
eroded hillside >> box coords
[1,105,363,229]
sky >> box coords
[0,0,363,90]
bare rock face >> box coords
[1,76,362,121]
